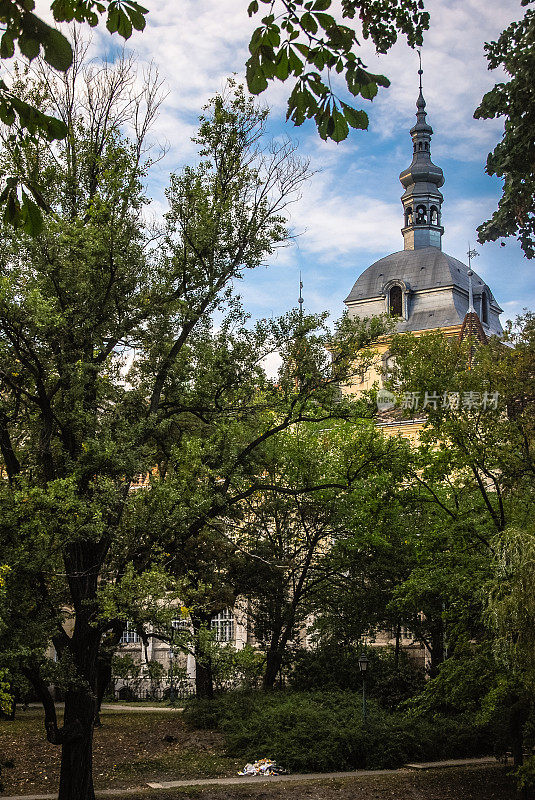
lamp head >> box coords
[358,653,370,673]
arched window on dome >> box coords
[416,205,427,224]
[405,206,413,226]
[424,142,429,151]
[430,205,439,225]
[481,290,489,324]
[389,285,403,317]
[418,142,423,150]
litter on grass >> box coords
[238,758,287,776]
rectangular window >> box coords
[211,609,234,642]
[120,622,140,644]
[171,618,191,631]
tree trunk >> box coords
[263,649,283,690]
[394,621,401,670]
[58,688,96,800]
[509,695,529,769]
[57,568,101,800]
[94,630,122,726]
[263,614,295,691]
[191,613,216,699]
[195,659,214,700]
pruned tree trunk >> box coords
[58,688,96,800]
[263,649,283,690]
[195,660,214,700]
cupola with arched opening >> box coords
[399,74,444,251]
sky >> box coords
[37,0,535,329]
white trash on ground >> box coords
[238,758,287,776]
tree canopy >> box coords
[475,0,535,257]
[0,1,148,232]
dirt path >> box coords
[25,704,183,713]
[0,764,518,800]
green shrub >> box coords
[184,689,500,772]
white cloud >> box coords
[37,0,521,163]
[30,0,530,322]
[288,177,401,258]
[260,350,283,379]
[360,0,523,160]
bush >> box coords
[184,689,501,772]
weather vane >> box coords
[467,244,479,269]
[417,49,423,91]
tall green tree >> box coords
[0,51,315,797]
[386,322,535,538]
[475,0,535,257]
[384,316,535,756]
[228,420,410,689]
[107,309,392,699]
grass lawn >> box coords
[0,709,520,799]
[0,708,242,794]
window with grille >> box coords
[120,622,140,644]
[172,618,190,631]
[211,609,234,642]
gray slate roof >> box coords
[344,247,503,335]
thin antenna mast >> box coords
[466,244,479,313]
[298,272,304,319]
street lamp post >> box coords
[358,653,369,724]
[169,625,176,704]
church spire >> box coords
[399,56,445,251]
[459,245,487,367]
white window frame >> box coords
[211,609,234,643]
[120,621,140,644]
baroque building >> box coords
[342,72,502,442]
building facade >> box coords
[343,74,502,420]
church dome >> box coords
[344,247,503,336]
[343,68,503,339]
